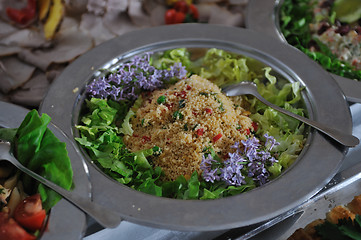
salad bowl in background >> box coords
[0,101,91,240]
[246,0,361,104]
[39,24,353,231]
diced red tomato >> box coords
[0,212,36,240]
[186,85,192,90]
[213,133,222,143]
[195,128,204,136]
[6,0,37,25]
[14,194,46,232]
[245,129,250,135]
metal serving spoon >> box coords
[0,141,121,229]
[222,81,359,147]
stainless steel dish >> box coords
[40,24,352,231]
[246,0,361,103]
[0,101,91,240]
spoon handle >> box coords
[3,149,121,229]
[254,93,359,147]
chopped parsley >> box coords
[157,95,166,104]
[172,111,183,120]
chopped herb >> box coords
[141,118,145,126]
[179,99,186,108]
[199,92,217,97]
[192,124,199,130]
[173,111,183,120]
[183,123,189,131]
[152,146,162,156]
[157,95,167,104]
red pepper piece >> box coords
[195,128,204,136]
[205,108,212,114]
[213,133,222,142]
[142,136,151,143]
[6,0,37,25]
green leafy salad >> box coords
[76,48,306,200]
[0,110,73,211]
[280,0,361,80]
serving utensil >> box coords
[0,141,121,229]
[222,81,359,147]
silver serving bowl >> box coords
[40,24,351,231]
[246,0,361,103]
[0,101,91,240]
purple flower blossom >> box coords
[200,134,280,187]
[221,152,246,186]
[203,168,220,183]
[264,133,280,151]
[200,154,220,183]
[85,52,188,101]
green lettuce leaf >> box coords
[0,110,73,211]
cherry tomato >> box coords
[165,9,176,24]
[174,1,188,14]
[165,9,186,24]
[174,12,186,23]
[189,4,199,20]
[0,212,36,240]
[14,194,46,232]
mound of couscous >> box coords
[123,75,254,181]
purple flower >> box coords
[200,154,216,171]
[241,137,260,153]
[203,168,220,183]
[220,151,247,186]
[200,154,220,183]
[86,77,111,99]
[264,133,280,151]
[85,52,188,100]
